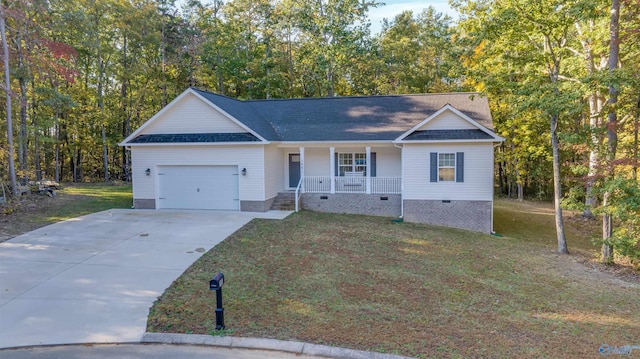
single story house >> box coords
[120,88,504,233]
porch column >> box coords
[366,146,371,194]
[329,147,335,194]
[300,147,305,193]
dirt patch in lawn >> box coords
[148,207,640,359]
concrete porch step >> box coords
[270,192,297,211]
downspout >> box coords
[394,142,404,218]
[491,142,502,234]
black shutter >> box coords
[456,152,464,182]
[371,152,376,177]
[430,152,438,182]
[335,152,339,176]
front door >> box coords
[288,154,300,188]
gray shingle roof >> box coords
[404,129,495,141]
[191,88,495,142]
[129,133,260,143]
[192,89,280,141]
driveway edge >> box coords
[141,333,415,359]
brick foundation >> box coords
[133,199,156,209]
[240,198,274,212]
[301,193,401,217]
[403,200,492,233]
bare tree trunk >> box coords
[633,93,639,181]
[161,20,167,107]
[544,35,569,254]
[31,81,40,181]
[95,13,108,182]
[512,143,523,201]
[584,91,600,218]
[577,21,605,218]
[55,118,60,182]
[0,1,18,195]
[75,148,82,182]
[54,91,60,183]
[18,76,27,181]
[601,0,620,263]
[121,33,131,182]
[551,113,569,254]
[10,24,29,182]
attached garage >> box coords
[157,165,239,210]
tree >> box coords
[0,0,18,195]
[454,0,602,254]
[601,0,620,263]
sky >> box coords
[368,0,458,33]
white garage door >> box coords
[157,165,239,210]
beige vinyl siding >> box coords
[304,148,329,176]
[403,143,494,201]
[264,145,285,199]
[416,110,477,131]
[143,93,246,135]
[131,145,265,202]
[374,146,401,177]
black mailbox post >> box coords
[209,272,225,330]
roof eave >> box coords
[276,139,395,146]
[395,138,504,144]
[121,141,269,147]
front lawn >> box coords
[147,200,639,358]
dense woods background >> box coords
[1,0,638,263]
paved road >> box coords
[0,344,326,359]
[0,209,291,349]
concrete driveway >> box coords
[0,209,291,349]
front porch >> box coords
[285,144,403,195]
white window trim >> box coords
[338,152,366,176]
[438,153,456,182]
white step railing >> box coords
[295,177,303,212]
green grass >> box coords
[0,183,132,240]
[147,200,639,358]
[43,183,133,222]
[494,198,598,251]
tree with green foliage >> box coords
[454,0,600,254]
[0,0,18,195]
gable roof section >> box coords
[120,88,270,146]
[395,104,504,143]
[191,89,280,141]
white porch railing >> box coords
[304,176,331,193]
[336,176,366,193]
[371,177,402,194]
[302,176,401,194]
